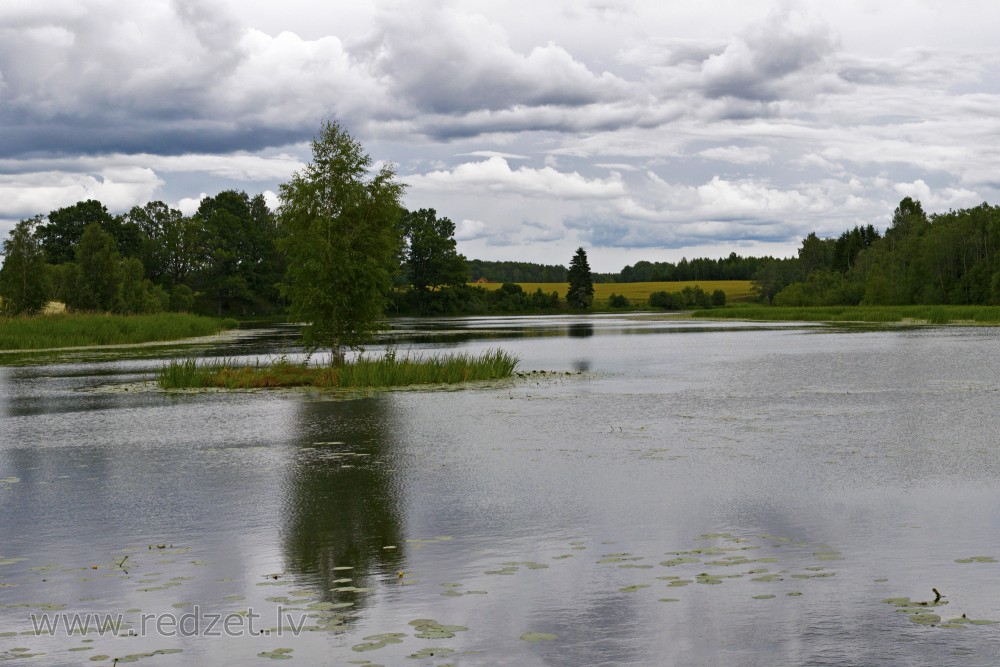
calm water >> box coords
[3,314,1000,665]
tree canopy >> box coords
[278,121,406,357]
[0,217,49,315]
[400,208,467,292]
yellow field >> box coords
[473,281,755,304]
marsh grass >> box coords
[690,304,1000,324]
[0,313,239,350]
[157,349,519,390]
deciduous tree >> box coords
[400,208,467,292]
[277,121,406,359]
[71,223,121,312]
[0,217,49,315]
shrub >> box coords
[607,292,631,308]
[649,290,683,309]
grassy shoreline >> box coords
[690,304,1000,324]
[0,313,239,351]
[157,349,519,389]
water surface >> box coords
[2,314,1000,665]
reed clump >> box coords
[157,349,519,390]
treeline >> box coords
[390,282,561,315]
[0,194,284,317]
[757,198,1000,306]
[467,254,768,283]
[0,193,571,318]
[467,259,568,283]
[609,253,771,282]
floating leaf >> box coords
[258,648,294,659]
[882,597,911,606]
[520,632,557,642]
[409,647,455,659]
[910,613,941,626]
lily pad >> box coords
[909,613,941,626]
[520,632,557,642]
[409,647,455,659]
[258,648,294,659]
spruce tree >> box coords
[566,247,594,309]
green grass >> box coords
[0,313,239,350]
[690,304,1000,324]
[157,349,520,390]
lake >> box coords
[3,313,1000,665]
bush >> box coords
[649,290,683,309]
[607,292,631,308]
[711,289,726,307]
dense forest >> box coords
[0,194,567,317]
[756,198,1000,307]
[467,259,567,283]
[606,253,771,283]
[0,194,284,317]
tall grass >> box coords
[0,313,239,350]
[690,304,1000,324]
[157,349,520,390]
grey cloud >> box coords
[569,215,798,249]
[172,0,243,57]
[0,117,305,158]
[416,102,661,141]
[366,7,629,115]
[698,12,840,102]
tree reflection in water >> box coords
[282,396,404,608]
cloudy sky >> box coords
[2,0,1000,271]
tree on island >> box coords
[277,121,406,361]
[566,247,594,309]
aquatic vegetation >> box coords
[520,632,557,642]
[409,619,467,639]
[0,313,237,351]
[156,349,519,389]
[258,648,294,659]
[879,591,1000,628]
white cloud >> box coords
[177,193,207,216]
[454,218,490,242]
[407,156,625,199]
[0,168,163,219]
